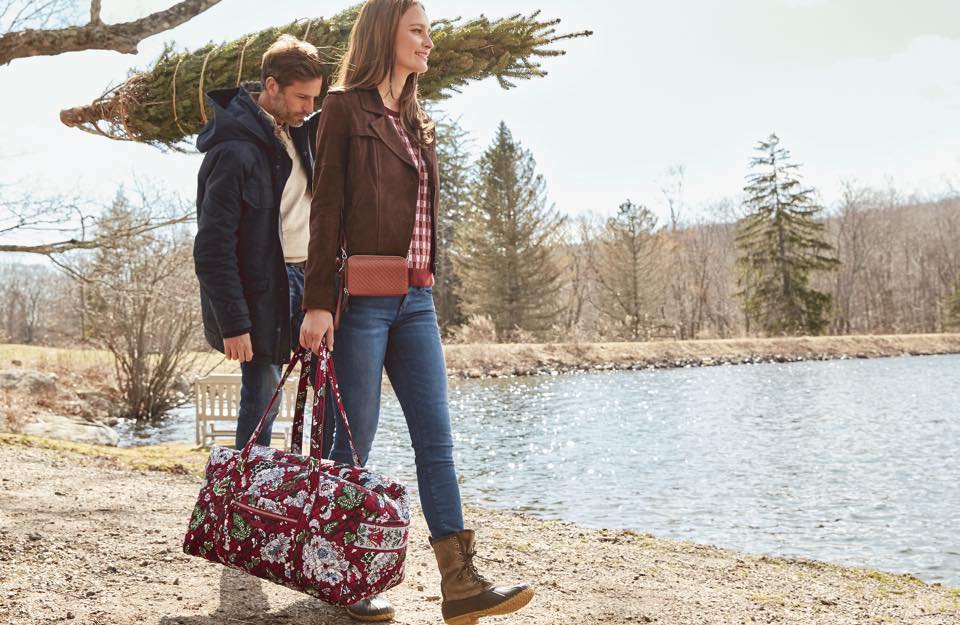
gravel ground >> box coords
[1,443,958,625]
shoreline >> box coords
[0,433,957,625]
[442,333,960,378]
[0,334,957,382]
[2,334,957,442]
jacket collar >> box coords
[356,87,418,170]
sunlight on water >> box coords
[119,354,960,586]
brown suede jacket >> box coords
[303,87,439,312]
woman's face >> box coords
[394,3,433,76]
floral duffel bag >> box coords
[182,347,410,605]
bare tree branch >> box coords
[1,0,78,34]
[0,212,192,256]
[0,194,88,235]
[0,0,222,65]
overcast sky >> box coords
[1,0,959,231]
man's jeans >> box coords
[235,264,310,450]
[326,286,465,539]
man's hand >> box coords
[300,309,334,354]
[223,333,253,362]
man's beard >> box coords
[270,94,304,127]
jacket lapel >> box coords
[359,88,417,171]
[369,116,417,170]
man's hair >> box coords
[260,34,325,87]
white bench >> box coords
[194,373,308,449]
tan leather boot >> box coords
[430,529,534,625]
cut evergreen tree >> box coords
[59,5,591,149]
[735,133,839,336]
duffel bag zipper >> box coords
[234,500,297,524]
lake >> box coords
[116,354,960,586]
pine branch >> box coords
[59,6,592,148]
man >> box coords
[194,34,392,623]
[194,35,324,452]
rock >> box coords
[20,414,120,447]
[61,399,96,419]
[0,369,57,394]
[75,390,123,421]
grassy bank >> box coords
[0,431,206,474]
[2,333,959,382]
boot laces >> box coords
[462,549,493,585]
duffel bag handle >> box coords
[310,345,362,466]
[288,350,315,455]
[238,345,360,467]
[238,351,303,462]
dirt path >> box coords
[1,444,957,625]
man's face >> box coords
[264,77,323,127]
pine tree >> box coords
[736,133,839,336]
[454,122,565,339]
[432,110,474,333]
[589,200,662,340]
[945,273,960,331]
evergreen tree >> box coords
[432,110,474,333]
[454,122,565,339]
[736,133,839,335]
[945,272,960,331]
[589,200,661,340]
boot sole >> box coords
[345,607,396,623]
[443,587,535,625]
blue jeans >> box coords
[327,286,465,538]
[235,264,326,450]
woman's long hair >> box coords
[332,0,434,144]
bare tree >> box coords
[0,262,65,343]
[0,0,223,65]
[659,164,686,232]
[660,217,734,340]
[828,181,870,335]
[820,184,960,335]
[558,216,592,333]
[0,0,79,33]
[66,190,202,420]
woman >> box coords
[300,1,534,623]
